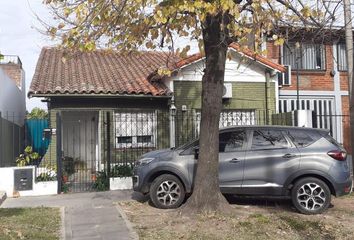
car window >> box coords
[251,129,289,150]
[323,134,342,148]
[219,130,246,152]
[180,140,199,155]
[286,129,320,147]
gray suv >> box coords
[133,126,352,214]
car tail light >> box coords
[327,150,347,161]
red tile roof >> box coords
[229,43,286,72]
[29,45,285,97]
[29,48,177,97]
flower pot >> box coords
[91,174,97,181]
[110,177,132,190]
[62,175,68,183]
[33,181,58,196]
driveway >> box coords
[1,190,136,240]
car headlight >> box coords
[136,157,155,166]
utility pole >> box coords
[343,0,354,177]
[344,0,353,93]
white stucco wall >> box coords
[0,68,26,126]
[0,166,58,197]
[167,50,278,86]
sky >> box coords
[0,0,54,111]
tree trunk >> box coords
[183,13,231,213]
[344,0,354,177]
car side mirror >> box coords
[193,146,199,160]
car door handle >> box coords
[283,153,296,158]
[229,158,241,163]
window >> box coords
[337,43,354,71]
[219,110,256,127]
[180,130,246,155]
[286,130,320,147]
[137,135,152,143]
[219,130,246,152]
[180,140,199,155]
[195,110,256,133]
[117,136,133,144]
[283,43,325,70]
[115,111,157,148]
[278,65,291,86]
[337,44,347,71]
[251,129,289,150]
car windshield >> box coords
[175,138,199,151]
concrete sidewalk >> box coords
[1,190,137,240]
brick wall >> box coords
[267,41,351,152]
[340,72,349,91]
[267,43,335,91]
[266,42,280,64]
[0,64,23,88]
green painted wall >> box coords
[40,109,58,169]
[173,81,276,111]
[172,81,277,140]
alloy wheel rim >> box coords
[156,180,181,206]
[297,183,326,211]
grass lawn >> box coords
[0,207,61,240]
[119,194,354,240]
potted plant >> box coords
[62,156,75,184]
[109,164,133,190]
[93,171,109,191]
[16,146,40,166]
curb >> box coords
[60,207,66,240]
[116,205,139,240]
[0,191,6,206]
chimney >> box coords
[0,55,24,89]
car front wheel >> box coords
[291,177,331,215]
[149,174,185,209]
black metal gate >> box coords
[57,111,108,193]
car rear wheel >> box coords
[291,177,331,215]
[149,174,185,209]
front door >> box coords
[242,128,300,195]
[219,129,247,193]
[62,111,99,192]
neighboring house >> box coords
[0,55,26,166]
[28,45,285,192]
[266,32,351,151]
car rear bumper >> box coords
[334,177,353,197]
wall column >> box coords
[169,99,176,148]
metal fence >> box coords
[106,110,351,166]
[0,112,25,167]
[1,109,351,193]
[108,109,273,167]
[0,112,55,183]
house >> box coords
[0,55,26,167]
[265,28,351,151]
[28,45,285,192]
